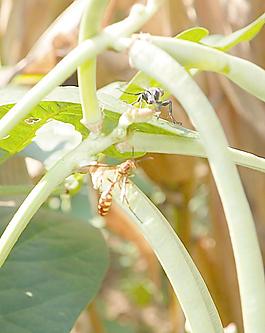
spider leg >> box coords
[155,103,162,120]
[132,94,143,108]
[161,100,176,124]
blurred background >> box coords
[0,0,264,332]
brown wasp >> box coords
[78,159,137,216]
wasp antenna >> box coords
[116,87,142,96]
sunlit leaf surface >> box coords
[0,86,196,162]
[176,27,209,42]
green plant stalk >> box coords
[1,132,264,199]
[0,102,152,266]
[149,36,265,102]
[114,186,224,333]
[77,0,108,131]
[0,126,127,267]
[129,40,265,333]
[0,35,108,139]
[0,0,164,139]
[127,132,265,173]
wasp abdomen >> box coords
[98,191,113,216]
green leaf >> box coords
[0,87,87,160]
[0,86,197,162]
[1,14,264,161]
[201,12,265,51]
[176,27,209,42]
[0,209,109,333]
[0,102,87,154]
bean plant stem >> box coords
[114,186,224,333]
[0,0,164,139]
[0,129,123,267]
[129,40,265,333]
[0,99,153,266]
[1,134,265,199]
[77,0,108,132]
[127,132,265,173]
[150,36,265,102]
